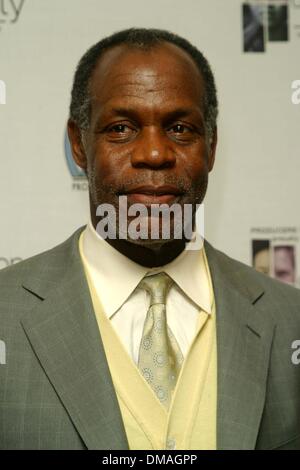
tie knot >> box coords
[139,272,173,306]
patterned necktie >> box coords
[137,272,184,410]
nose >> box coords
[130,126,176,169]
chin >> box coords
[122,234,182,249]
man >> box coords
[0,28,300,450]
[252,240,270,276]
[274,246,296,285]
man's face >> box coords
[254,248,270,276]
[274,247,295,284]
[69,42,216,245]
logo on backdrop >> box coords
[250,226,300,289]
[242,1,292,53]
[64,128,88,191]
[0,0,25,32]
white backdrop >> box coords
[0,0,299,285]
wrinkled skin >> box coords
[68,42,217,267]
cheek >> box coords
[90,141,130,184]
[178,144,209,180]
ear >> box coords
[67,119,88,171]
[208,126,217,172]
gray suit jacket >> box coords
[0,226,299,450]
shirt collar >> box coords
[80,220,212,317]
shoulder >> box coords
[0,226,86,337]
[0,226,85,290]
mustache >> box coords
[87,165,207,208]
[115,175,192,195]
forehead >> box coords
[89,42,204,110]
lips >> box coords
[121,185,184,205]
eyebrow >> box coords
[101,106,203,123]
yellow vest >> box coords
[80,241,217,450]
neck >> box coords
[90,213,187,267]
[103,237,186,267]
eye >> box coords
[169,124,190,133]
[105,122,137,142]
[108,124,130,133]
[167,123,196,142]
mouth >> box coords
[119,185,184,205]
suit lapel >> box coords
[204,240,275,450]
[21,227,129,450]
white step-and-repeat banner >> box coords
[0,0,300,288]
